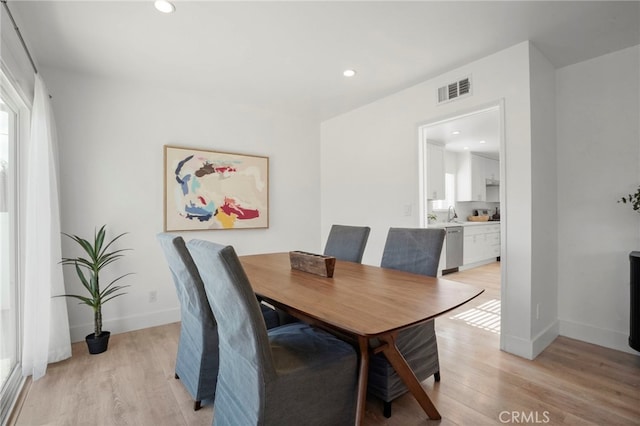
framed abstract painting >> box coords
[164,145,269,231]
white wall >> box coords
[557,45,640,354]
[43,69,321,342]
[321,42,640,357]
[529,44,559,355]
[321,42,545,358]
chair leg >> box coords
[174,373,179,379]
[383,401,392,418]
[434,371,441,382]
[194,400,202,411]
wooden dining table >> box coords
[240,252,484,425]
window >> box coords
[431,173,456,211]
[0,70,26,424]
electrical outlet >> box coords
[149,290,158,303]
[403,204,412,217]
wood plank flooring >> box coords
[11,262,640,425]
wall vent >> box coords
[438,76,472,104]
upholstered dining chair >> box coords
[276,224,372,326]
[156,233,218,411]
[156,233,280,411]
[368,227,446,418]
[323,224,371,263]
[186,239,358,426]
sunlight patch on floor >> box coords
[450,299,501,333]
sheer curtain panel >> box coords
[21,74,71,380]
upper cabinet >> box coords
[456,152,486,202]
[421,106,501,205]
[484,157,500,202]
[426,142,445,200]
[484,157,499,182]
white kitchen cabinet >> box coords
[485,225,501,258]
[463,223,500,266]
[484,157,500,202]
[456,152,485,202]
[463,226,485,265]
[484,157,499,181]
[427,143,445,200]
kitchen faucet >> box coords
[447,205,458,222]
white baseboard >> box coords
[501,321,559,360]
[69,307,181,343]
[558,318,639,355]
[531,320,559,358]
[501,334,535,359]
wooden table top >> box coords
[240,252,484,337]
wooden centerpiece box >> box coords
[289,251,336,278]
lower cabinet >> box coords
[463,224,500,265]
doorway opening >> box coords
[418,102,505,342]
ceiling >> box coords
[424,107,500,159]
[8,1,640,121]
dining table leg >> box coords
[377,333,441,420]
[354,336,370,425]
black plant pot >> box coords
[86,331,111,355]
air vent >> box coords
[438,76,472,104]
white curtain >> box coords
[22,74,71,380]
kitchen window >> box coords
[432,173,456,211]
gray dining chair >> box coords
[368,227,445,418]
[323,224,371,263]
[186,239,358,426]
[277,223,372,326]
[156,233,280,410]
[156,233,218,411]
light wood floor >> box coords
[11,262,640,425]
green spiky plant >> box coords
[619,186,640,213]
[59,225,132,338]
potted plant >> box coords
[59,225,132,354]
[620,185,640,351]
[619,185,640,213]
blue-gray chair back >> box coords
[381,227,445,276]
[156,233,218,410]
[187,239,357,426]
[323,224,371,263]
[369,227,445,418]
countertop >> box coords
[426,221,500,228]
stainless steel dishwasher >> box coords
[445,226,463,271]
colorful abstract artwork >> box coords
[164,146,269,231]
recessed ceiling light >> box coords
[343,69,357,77]
[479,140,486,144]
[154,0,175,13]
[463,146,469,150]
[452,131,460,135]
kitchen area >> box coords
[421,105,502,276]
